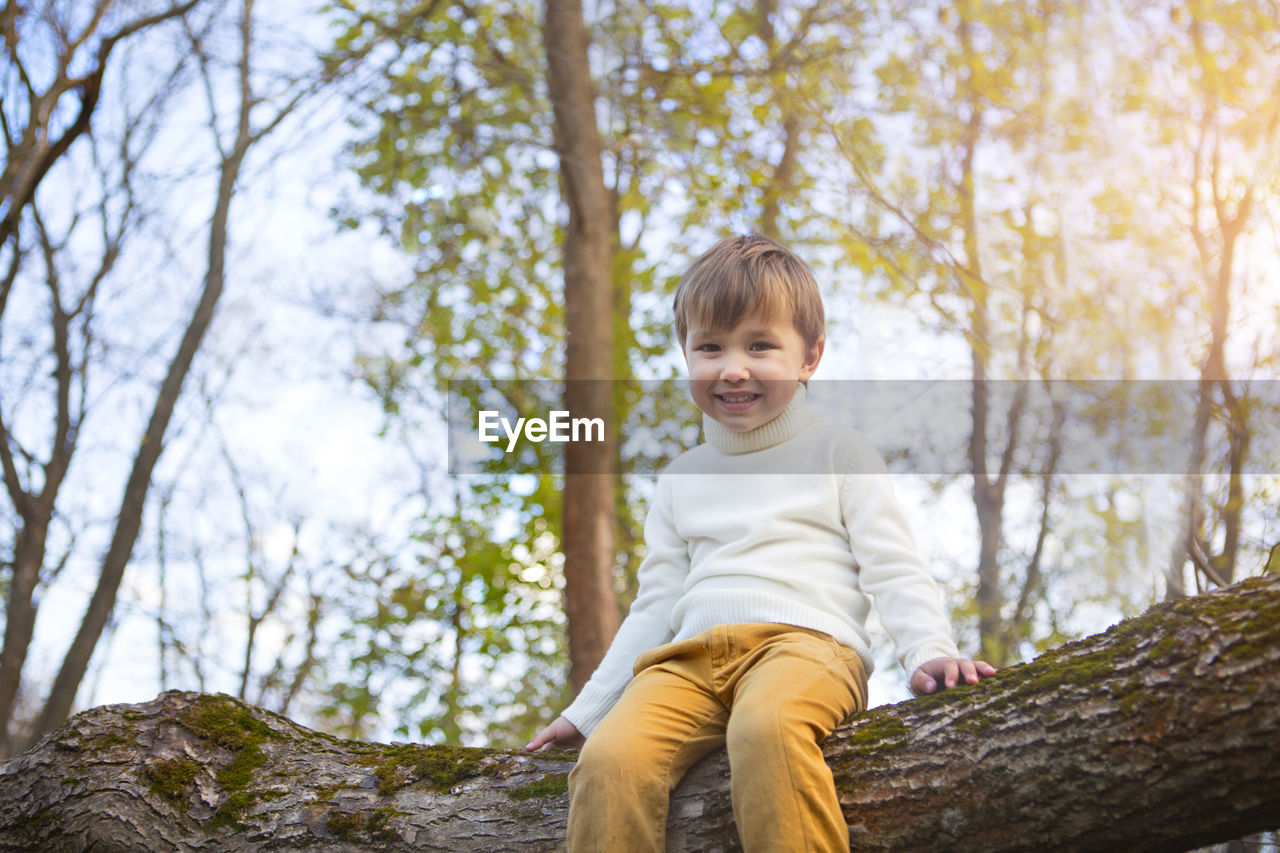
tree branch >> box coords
[0,0,202,247]
[3,575,1279,851]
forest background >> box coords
[1,0,1278,760]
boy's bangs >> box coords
[683,265,794,337]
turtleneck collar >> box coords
[702,383,815,454]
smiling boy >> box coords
[528,234,994,852]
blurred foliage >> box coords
[312,484,568,745]
[324,0,867,743]
[309,0,1280,740]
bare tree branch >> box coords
[27,0,259,746]
[0,1,201,247]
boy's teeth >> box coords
[720,393,758,402]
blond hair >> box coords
[673,234,825,350]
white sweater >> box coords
[562,386,961,736]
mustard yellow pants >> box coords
[567,623,868,853]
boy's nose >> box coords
[720,357,749,382]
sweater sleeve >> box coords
[839,432,961,674]
[561,475,689,737]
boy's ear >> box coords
[800,336,825,380]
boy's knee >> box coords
[726,698,833,766]
[726,706,791,755]
[572,735,658,789]
[568,737,672,853]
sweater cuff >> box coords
[561,681,624,738]
[903,642,963,676]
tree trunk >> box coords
[3,574,1279,852]
[542,0,620,691]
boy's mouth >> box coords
[714,391,762,410]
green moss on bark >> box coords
[325,806,403,842]
[508,774,568,801]
[844,713,908,751]
[175,695,279,831]
[324,810,363,840]
[145,757,201,807]
[368,743,488,794]
[177,694,275,751]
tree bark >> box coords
[3,574,1279,851]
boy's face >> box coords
[683,309,824,433]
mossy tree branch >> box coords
[2,575,1279,851]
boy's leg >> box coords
[568,637,728,853]
[722,626,868,853]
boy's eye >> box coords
[696,343,720,353]
[750,341,777,351]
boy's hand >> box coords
[526,716,585,752]
[910,657,997,696]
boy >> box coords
[527,234,995,852]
